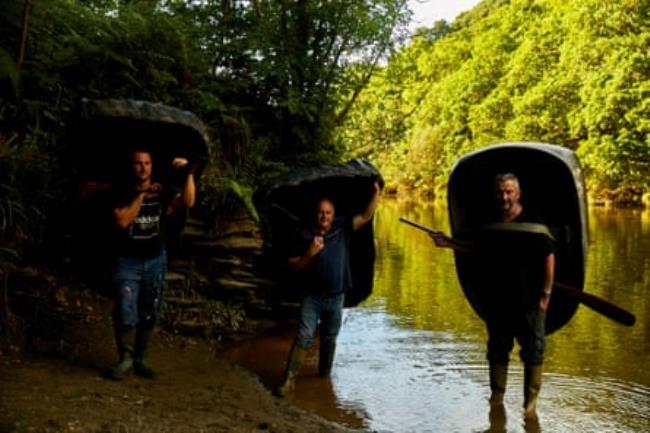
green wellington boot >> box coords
[273,344,307,397]
[133,326,157,379]
[523,364,543,420]
[318,340,336,377]
[489,363,508,406]
[107,327,135,381]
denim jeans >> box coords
[295,292,345,350]
[486,306,546,365]
[112,250,167,328]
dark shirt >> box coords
[291,217,353,296]
[477,208,555,312]
[112,187,175,258]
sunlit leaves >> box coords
[339,0,650,194]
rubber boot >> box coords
[133,326,157,379]
[107,327,135,381]
[489,363,508,407]
[273,344,307,397]
[485,403,507,433]
[318,340,336,377]
[523,364,543,420]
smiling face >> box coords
[316,198,335,233]
[131,151,153,185]
[495,178,521,216]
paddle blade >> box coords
[554,282,636,327]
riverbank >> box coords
[0,201,370,432]
[0,334,360,433]
[0,268,362,433]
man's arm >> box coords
[168,158,196,214]
[540,252,555,310]
[288,235,324,272]
[352,182,381,231]
[113,188,154,229]
[429,232,472,253]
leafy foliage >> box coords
[0,0,409,252]
[338,0,650,195]
[0,0,410,343]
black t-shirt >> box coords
[475,208,555,312]
[112,186,175,258]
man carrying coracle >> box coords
[107,150,196,380]
[274,182,381,397]
[431,173,555,421]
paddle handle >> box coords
[399,216,636,327]
[554,282,636,327]
[398,217,442,235]
[268,203,301,223]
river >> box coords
[227,200,650,433]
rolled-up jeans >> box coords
[112,250,167,329]
[295,292,345,350]
[486,306,546,365]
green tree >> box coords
[340,0,650,196]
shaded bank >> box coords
[0,268,361,433]
[0,336,361,433]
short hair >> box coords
[131,149,152,159]
[315,196,335,210]
[494,173,520,191]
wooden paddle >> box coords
[399,217,636,327]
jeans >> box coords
[112,250,166,329]
[295,292,345,350]
[486,306,546,365]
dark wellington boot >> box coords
[484,403,507,433]
[133,326,157,379]
[273,344,307,397]
[489,363,508,407]
[107,327,135,381]
[523,364,543,420]
[318,340,336,377]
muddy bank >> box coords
[0,332,362,433]
[0,260,361,433]
[0,279,361,433]
[0,201,366,433]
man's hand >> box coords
[306,234,325,257]
[373,181,381,196]
[429,231,452,248]
[288,234,325,271]
[539,291,552,311]
[137,182,162,194]
[172,157,190,170]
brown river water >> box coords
[227,201,650,433]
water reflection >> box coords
[228,201,650,433]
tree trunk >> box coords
[17,0,33,73]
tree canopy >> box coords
[0,0,648,271]
[338,0,650,196]
[0,0,409,269]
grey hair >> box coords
[494,173,520,191]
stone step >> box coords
[227,272,277,291]
[186,217,207,228]
[164,297,208,307]
[168,258,194,273]
[165,272,187,282]
[190,236,263,256]
[212,277,260,293]
[181,224,210,239]
[206,257,254,275]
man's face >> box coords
[316,199,335,233]
[132,151,152,183]
[495,179,520,213]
